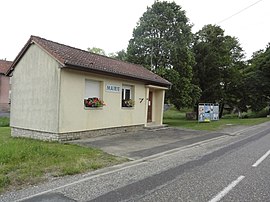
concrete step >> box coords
[143,124,168,131]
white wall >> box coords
[10,44,60,132]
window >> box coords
[84,80,104,108]
[85,80,100,98]
[122,85,134,107]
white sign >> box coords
[106,84,120,93]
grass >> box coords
[163,108,270,131]
[0,117,9,127]
[0,125,127,194]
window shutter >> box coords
[85,80,100,98]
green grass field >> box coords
[163,108,270,131]
[0,126,127,193]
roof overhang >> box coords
[145,85,169,90]
[6,37,65,76]
[64,63,172,88]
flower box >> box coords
[84,97,105,108]
[122,99,134,107]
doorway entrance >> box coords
[147,91,153,122]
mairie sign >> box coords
[106,84,120,93]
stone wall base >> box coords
[11,124,145,141]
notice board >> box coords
[198,103,219,122]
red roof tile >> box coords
[0,60,12,74]
[7,36,171,87]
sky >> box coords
[0,0,269,61]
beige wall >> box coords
[10,44,60,132]
[153,89,165,125]
[145,86,166,125]
[58,69,148,133]
[0,75,10,112]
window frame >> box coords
[121,84,134,108]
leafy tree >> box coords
[192,24,245,117]
[88,47,127,62]
[223,62,249,117]
[246,44,270,111]
[115,50,127,61]
[88,47,106,56]
[126,1,201,109]
[108,50,127,61]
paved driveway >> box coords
[70,127,234,160]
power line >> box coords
[216,0,264,24]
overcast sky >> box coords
[0,0,269,61]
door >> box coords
[147,91,153,122]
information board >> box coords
[198,103,219,122]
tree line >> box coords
[89,1,270,118]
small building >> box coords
[0,59,12,112]
[6,36,171,141]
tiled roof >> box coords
[0,60,12,74]
[8,36,171,87]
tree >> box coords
[126,1,201,109]
[192,24,245,117]
[88,47,106,56]
[108,50,127,61]
[246,44,270,111]
[114,50,127,61]
[88,47,128,61]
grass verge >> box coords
[0,127,127,194]
[0,117,9,127]
[163,108,270,131]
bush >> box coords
[242,108,269,118]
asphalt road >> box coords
[1,122,270,202]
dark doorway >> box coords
[147,91,153,122]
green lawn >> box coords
[163,108,270,131]
[0,126,127,193]
[0,117,9,127]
